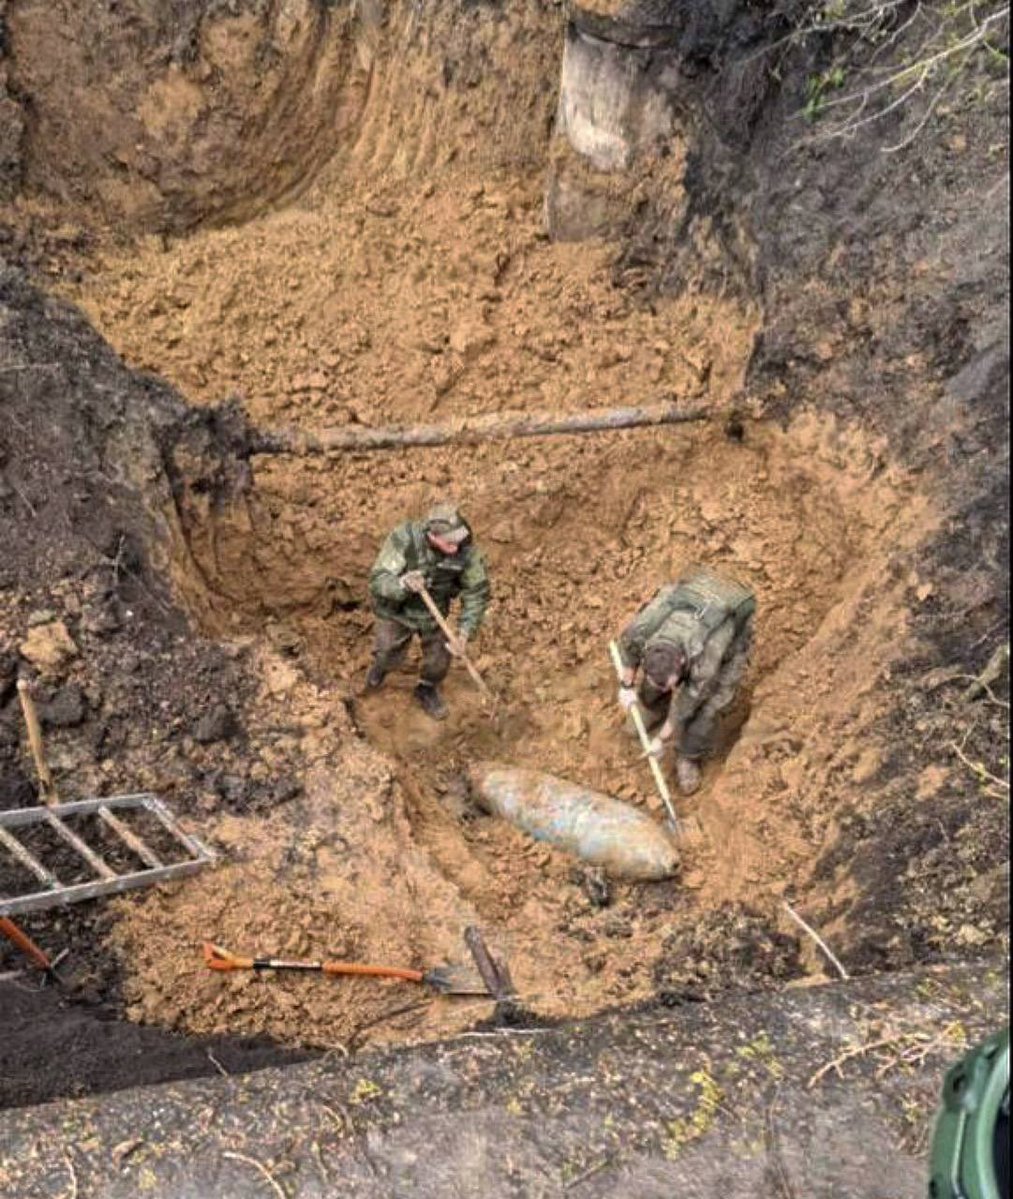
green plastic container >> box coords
[928,1026,1009,1199]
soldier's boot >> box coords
[414,682,448,721]
[675,756,702,796]
[365,661,386,690]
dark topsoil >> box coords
[0,266,322,1106]
[1,960,1006,1199]
[1,0,1009,1109]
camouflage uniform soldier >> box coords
[616,566,756,795]
[366,502,491,720]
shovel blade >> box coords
[423,964,492,996]
[673,814,704,845]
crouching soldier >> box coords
[366,502,490,720]
[615,566,756,795]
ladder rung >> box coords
[97,806,163,869]
[0,859,209,918]
[145,797,205,860]
[0,826,59,889]
[44,812,117,881]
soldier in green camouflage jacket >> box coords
[616,566,756,795]
[366,502,491,720]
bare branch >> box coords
[783,902,850,980]
[221,1151,287,1199]
[949,741,1009,794]
[789,0,1008,149]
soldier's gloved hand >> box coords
[400,570,426,594]
[618,685,638,711]
[446,633,469,658]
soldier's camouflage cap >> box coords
[425,502,471,544]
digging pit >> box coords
[1,0,1006,1121]
[65,208,932,1059]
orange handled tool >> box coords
[0,916,64,983]
[202,942,489,995]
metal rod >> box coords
[145,796,215,862]
[16,680,56,803]
[608,641,681,833]
[0,859,210,918]
[0,793,169,828]
[0,826,59,888]
[44,812,117,880]
[97,806,163,869]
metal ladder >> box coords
[0,793,215,918]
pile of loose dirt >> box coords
[65,176,753,433]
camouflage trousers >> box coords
[371,618,451,686]
[638,615,753,760]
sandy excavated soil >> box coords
[53,147,939,1054]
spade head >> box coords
[423,964,492,996]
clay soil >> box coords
[1,0,1006,1111]
[37,149,940,1061]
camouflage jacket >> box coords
[369,520,491,637]
[618,566,756,726]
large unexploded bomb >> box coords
[467,762,680,881]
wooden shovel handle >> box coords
[17,680,57,804]
[416,585,495,704]
[608,641,680,831]
[321,961,424,983]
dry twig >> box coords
[793,0,1008,148]
[10,480,37,518]
[782,902,849,980]
[563,1156,612,1189]
[59,1151,78,1199]
[809,1022,966,1088]
[764,1098,798,1199]
[311,1141,330,1185]
[222,1150,287,1199]
[949,740,1009,795]
[808,1034,908,1087]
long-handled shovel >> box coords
[202,942,491,996]
[416,583,498,714]
[0,917,68,986]
[608,641,684,837]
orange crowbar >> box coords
[202,942,490,995]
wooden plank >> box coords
[0,859,210,918]
[44,812,116,880]
[97,806,163,870]
[16,681,57,803]
[0,826,58,889]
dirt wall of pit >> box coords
[540,0,1010,966]
[0,0,564,233]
